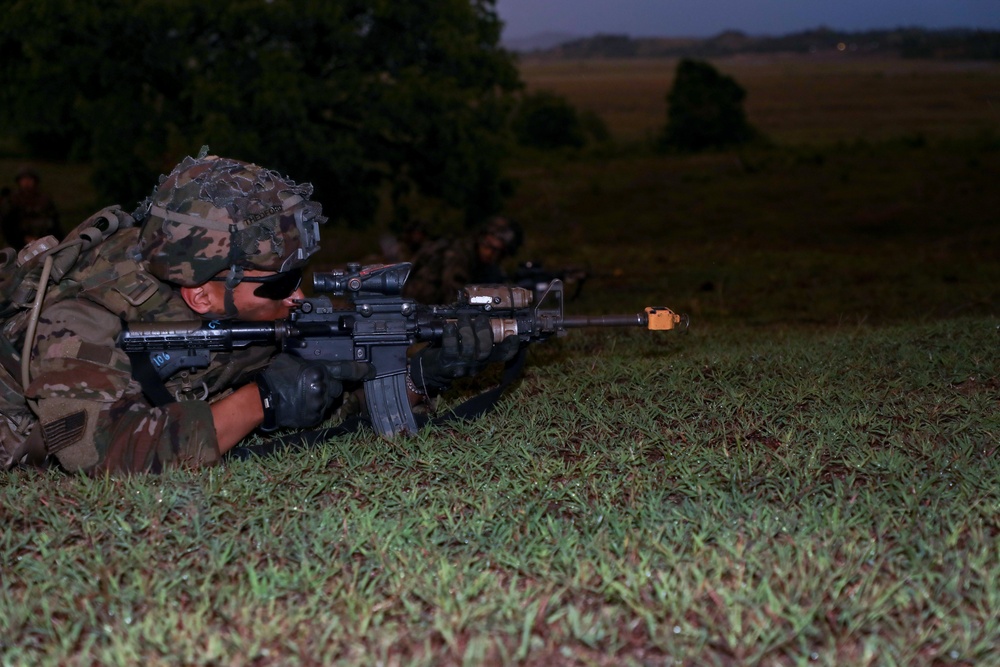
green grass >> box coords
[3,318,998,665]
[3,55,1000,665]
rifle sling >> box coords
[128,351,176,407]
[227,347,529,461]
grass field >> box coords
[517,55,1000,145]
[2,55,999,665]
[3,319,997,665]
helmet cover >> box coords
[138,155,324,286]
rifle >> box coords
[512,260,589,301]
[117,262,687,439]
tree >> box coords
[511,91,587,150]
[0,0,521,226]
[659,58,757,152]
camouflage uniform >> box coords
[401,235,480,305]
[19,155,322,473]
[401,217,523,304]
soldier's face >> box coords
[229,272,305,320]
[193,269,305,320]
[477,234,506,265]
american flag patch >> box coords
[42,411,87,453]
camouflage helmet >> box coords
[137,154,324,286]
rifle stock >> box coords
[118,262,686,439]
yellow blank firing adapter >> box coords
[645,307,688,331]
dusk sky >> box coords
[494,0,1000,40]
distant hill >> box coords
[503,31,580,53]
[509,27,1000,60]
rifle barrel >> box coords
[560,307,685,331]
[562,314,647,328]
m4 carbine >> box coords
[118,262,687,439]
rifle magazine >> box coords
[363,372,418,439]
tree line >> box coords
[535,27,1000,61]
[0,0,765,229]
[0,0,520,227]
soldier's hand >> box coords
[325,360,376,383]
[488,334,521,364]
[256,354,373,431]
[410,314,518,393]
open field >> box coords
[498,137,1000,327]
[518,55,1000,144]
[2,55,999,665]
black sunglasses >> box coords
[210,268,303,300]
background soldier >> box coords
[402,216,524,304]
[0,166,61,249]
[379,219,435,264]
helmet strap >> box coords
[223,264,243,318]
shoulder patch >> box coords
[41,410,87,454]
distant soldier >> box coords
[0,166,61,249]
[379,218,435,264]
[402,216,524,304]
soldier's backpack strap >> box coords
[15,207,135,393]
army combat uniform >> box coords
[401,236,480,305]
[24,219,274,473]
[401,217,521,305]
[13,154,323,474]
[7,154,498,473]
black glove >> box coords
[256,354,373,431]
[409,314,520,393]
